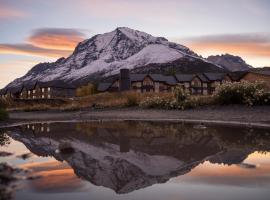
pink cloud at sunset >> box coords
[28,28,86,51]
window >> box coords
[48,87,51,92]
[33,90,35,94]
[42,88,45,92]
[28,91,30,95]
[42,95,44,99]
[48,94,51,99]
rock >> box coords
[0,152,13,157]
[16,153,33,160]
[58,143,75,155]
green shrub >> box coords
[215,81,270,106]
[174,86,189,103]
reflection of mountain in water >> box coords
[4,122,270,194]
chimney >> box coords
[119,68,131,91]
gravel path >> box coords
[2,106,270,128]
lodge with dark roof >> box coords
[1,69,270,100]
[0,81,76,100]
[97,69,234,95]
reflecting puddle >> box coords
[0,121,270,200]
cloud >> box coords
[0,28,87,58]
[28,28,86,50]
[0,5,27,19]
[178,33,270,58]
[0,43,71,58]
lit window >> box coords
[42,88,45,92]
[42,95,44,99]
[48,87,51,92]
[33,90,35,94]
[28,91,30,95]
[48,94,51,99]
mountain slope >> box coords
[207,54,253,72]
[6,27,224,89]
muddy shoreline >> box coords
[0,105,270,128]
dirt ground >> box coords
[2,105,270,128]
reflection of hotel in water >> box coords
[24,123,51,133]
[6,121,270,194]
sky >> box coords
[0,0,270,87]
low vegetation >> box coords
[3,81,270,112]
[76,83,97,97]
[139,86,214,109]
[0,100,8,121]
[215,81,270,106]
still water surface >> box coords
[0,121,270,200]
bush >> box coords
[174,86,189,103]
[126,92,139,107]
[76,83,97,97]
[215,81,270,106]
[139,87,191,110]
[139,96,174,109]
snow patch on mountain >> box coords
[5,27,221,88]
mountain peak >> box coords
[5,27,222,89]
[207,54,253,72]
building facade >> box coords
[0,82,76,100]
[240,71,270,87]
[97,69,233,95]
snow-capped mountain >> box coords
[8,122,254,194]
[207,54,253,72]
[6,27,224,88]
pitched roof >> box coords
[163,76,177,85]
[148,74,165,82]
[228,71,248,81]
[253,70,270,76]
[0,89,7,95]
[8,87,23,94]
[175,74,195,82]
[196,74,209,82]
[37,81,76,89]
[97,83,112,92]
[203,73,227,81]
[130,74,147,82]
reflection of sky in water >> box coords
[1,122,270,200]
